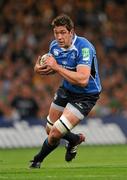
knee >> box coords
[46,115,54,134]
[48,127,61,145]
[54,115,73,134]
[45,126,50,135]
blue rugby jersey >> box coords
[49,34,102,94]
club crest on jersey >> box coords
[82,48,90,61]
[70,52,76,60]
[53,49,59,56]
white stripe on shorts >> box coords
[51,102,64,111]
[66,103,84,120]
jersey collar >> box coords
[61,34,77,51]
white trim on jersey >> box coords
[90,75,101,92]
[77,64,91,68]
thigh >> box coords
[48,106,63,123]
[46,105,63,134]
[49,86,69,122]
[68,93,100,119]
[62,107,80,127]
[53,86,69,107]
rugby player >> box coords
[30,14,101,168]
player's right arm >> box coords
[34,56,54,75]
[34,40,56,76]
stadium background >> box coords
[0,0,127,148]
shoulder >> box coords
[49,40,58,49]
[75,36,95,51]
[49,40,61,56]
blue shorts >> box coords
[53,86,100,117]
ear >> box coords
[70,29,74,36]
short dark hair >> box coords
[51,14,74,31]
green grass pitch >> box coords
[0,145,127,180]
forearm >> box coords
[44,56,90,86]
[56,65,88,87]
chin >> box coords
[60,44,69,49]
[59,44,64,48]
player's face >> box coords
[53,26,73,48]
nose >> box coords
[57,33,62,40]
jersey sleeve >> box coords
[77,42,93,68]
[48,40,56,55]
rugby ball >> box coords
[40,54,49,66]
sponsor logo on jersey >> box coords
[82,48,90,61]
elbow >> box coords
[78,79,89,87]
[76,72,90,87]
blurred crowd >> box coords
[0,0,127,121]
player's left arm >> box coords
[57,64,91,87]
[44,56,91,87]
